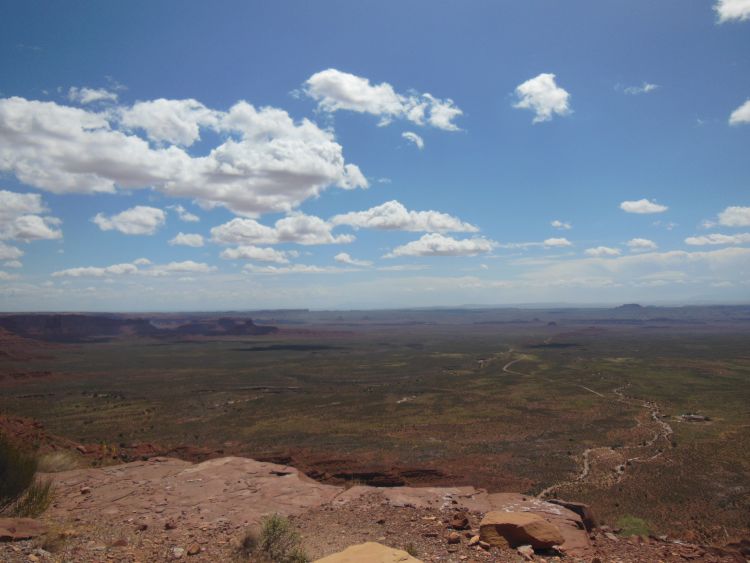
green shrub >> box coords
[12,478,55,517]
[241,514,309,563]
[0,434,38,513]
[404,542,419,557]
[617,514,650,537]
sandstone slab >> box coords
[480,511,563,549]
[45,456,341,530]
[314,542,422,563]
[0,518,47,541]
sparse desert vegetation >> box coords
[0,434,54,517]
[0,307,748,550]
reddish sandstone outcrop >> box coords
[479,511,563,549]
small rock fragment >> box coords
[517,544,534,560]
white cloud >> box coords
[168,232,204,247]
[243,263,351,275]
[169,204,199,222]
[0,96,366,216]
[119,99,220,146]
[385,233,495,258]
[513,73,571,123]
[0,190,63,241]
[520,247,750,290]
[330,200,478,233]
[67,87,118,104]
[0,242,23,260]
[52,263,139,277]
[92,206,166,235]
[543,237,573,248]
[585,246,621,257]
[701,206,750,230]
[620,199,668,214]
[334,252,372,267]
[715,0,750,22]
[211,212,353,246]
[627,238,658,252]
[52,259,215,278]
[623,83,659,95]
[729,100,750,125]
[718,206,750,226]
[719,206,750,227]
[147,261,216,276]
[684,233,750,246]
[220,245,291,263]
[133,258,152,266]
[402,131,424,149]
[0,271,17,281]
[3,260,22,268]
[551,220,571,230]
[304,69,463,131]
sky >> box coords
[0,0,749,311]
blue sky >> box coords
[0,1,749,311]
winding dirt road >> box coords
[498,352,674,498]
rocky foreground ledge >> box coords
[0,456,744,562]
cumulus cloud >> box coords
[385,233,495,258]
[513,73,571,123]
[119,99,220,145]
[304,69,463,131]
[551,220,571,230]
[401,131,424,149]
[168,232,204,247]
[718,206,750,226]
[148,261,216,276]
[3,260,22,268]
[0,190,62,241]
[620,199,668,214]
[543,237,572,248]
[684,233,750,245]
[497,237,573,250]
[0,96,366,216]
[627,238,657,252]
[169,205,199,222]
[92,206,166,235]
[330,200,478,233]
[585,246,621,257]
[623,82,659,95]
[68,87,118,104]
[211,213,353,246]
[243,263,351,275]
[334,252,372,267]
[220,245,291,263]
[729,100,750,125]
[52,259,215,278]
[715,0,750,22]
[0,242,23,260]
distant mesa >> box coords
[0,314,277,342]
[615,303,644,310]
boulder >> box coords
[314,542,422,562]
[479,511,564,549]
[0,518,47,541]
[547,499,598,531]
[450,511,469,530]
